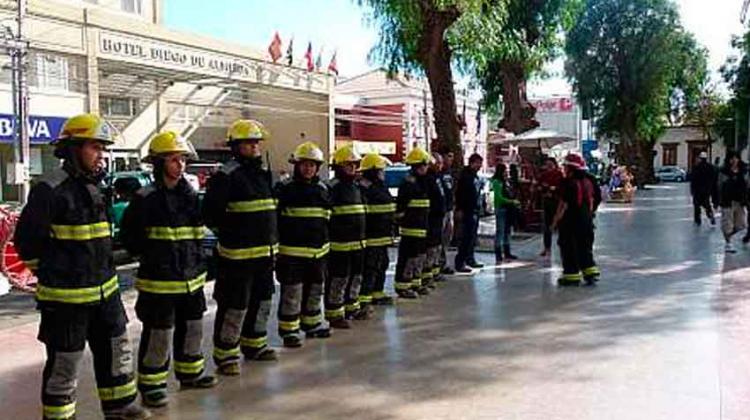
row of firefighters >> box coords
[14,114,455,420]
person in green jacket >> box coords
[490,163,520,263]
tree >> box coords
[565,0,708,183]
[358,0,504,156]
[722,28,750,153]
[476,0,582,134]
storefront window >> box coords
[121,0,143,14]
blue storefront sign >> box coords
[0,114,67,144]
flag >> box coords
[327,51,339,76]
[315,48,323,71]
[304,42,314,72]
[268,32,282,63]
[285,37,294,66]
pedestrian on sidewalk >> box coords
[274,142,332,348]
[202,120,279,376]
[689,151,717,226]
[121,132,218,408]
[394,147,432,298]
[717,151,747,253]
[15,114,151,420]
[490,163,520,264]
[327,145,369,324]
[438,150,456,275]
[552,154,602,286]
[454,153,485,273]
[425,152,448,285]
[538,157,563,257]
[359,153,397,306]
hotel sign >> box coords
[98,32,330,94]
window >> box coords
[662,144,678,166]
[101,97,139,117]
[121,0,142,14]
[35,54,69,91]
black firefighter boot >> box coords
[503,244,518,261]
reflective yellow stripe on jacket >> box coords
[50,221,110,241]
[332,204,366,215]
[135,273,206,294]
[366,203,396,214]
[407,199,430,208]
[281,207,331,219]
[217,243,279,260]
[399,227,427,238]
[330,240,364,252]
[226,198,278,213]
[366,237,394,247]
[278,243,330,259]
[146,226,206,241]
[36,275,119,304]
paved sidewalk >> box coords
[2,184,750,419]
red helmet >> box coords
[564,153,586,170]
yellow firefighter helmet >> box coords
[143,131,198,163]
[358,153,392,171]
[404,147,432,165]
[291,141,325,163]
[226,119,269,143]
[53,113,117,145]
[331,144,362,166]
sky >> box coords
[165,0,747,97]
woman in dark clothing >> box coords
[717,151,747,253]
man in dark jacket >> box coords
[202,120,279,376]
[439,150,456,274]
[15,114,151,420]
[454,153,484,273]
[121,132,217,407]
[425,152,447,285]
[689,151,717,226]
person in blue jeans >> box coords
[490,163,520,263]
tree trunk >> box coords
[416,2,462,161]
[498,61,539,134]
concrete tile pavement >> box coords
[1,183,749,419]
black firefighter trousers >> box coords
[136,291,208,398]
[212,257,275,367]
[39,295,136,420]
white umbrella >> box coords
[501,128,576,149]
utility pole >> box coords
[422,88,430,151]
[4,0,30,203]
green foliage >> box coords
[722,29,750,151]
[565,0,708,144]
[357,0,494,74]
[476,0,582,113]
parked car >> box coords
[655,166,686,182]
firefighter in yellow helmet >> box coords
[275,141,332,347]
[394,147,433,298]
[14,114,151,419]
[120,131,217,407]
[358,154,397,308]
[326,144,370,325]
[203,120,279,376]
